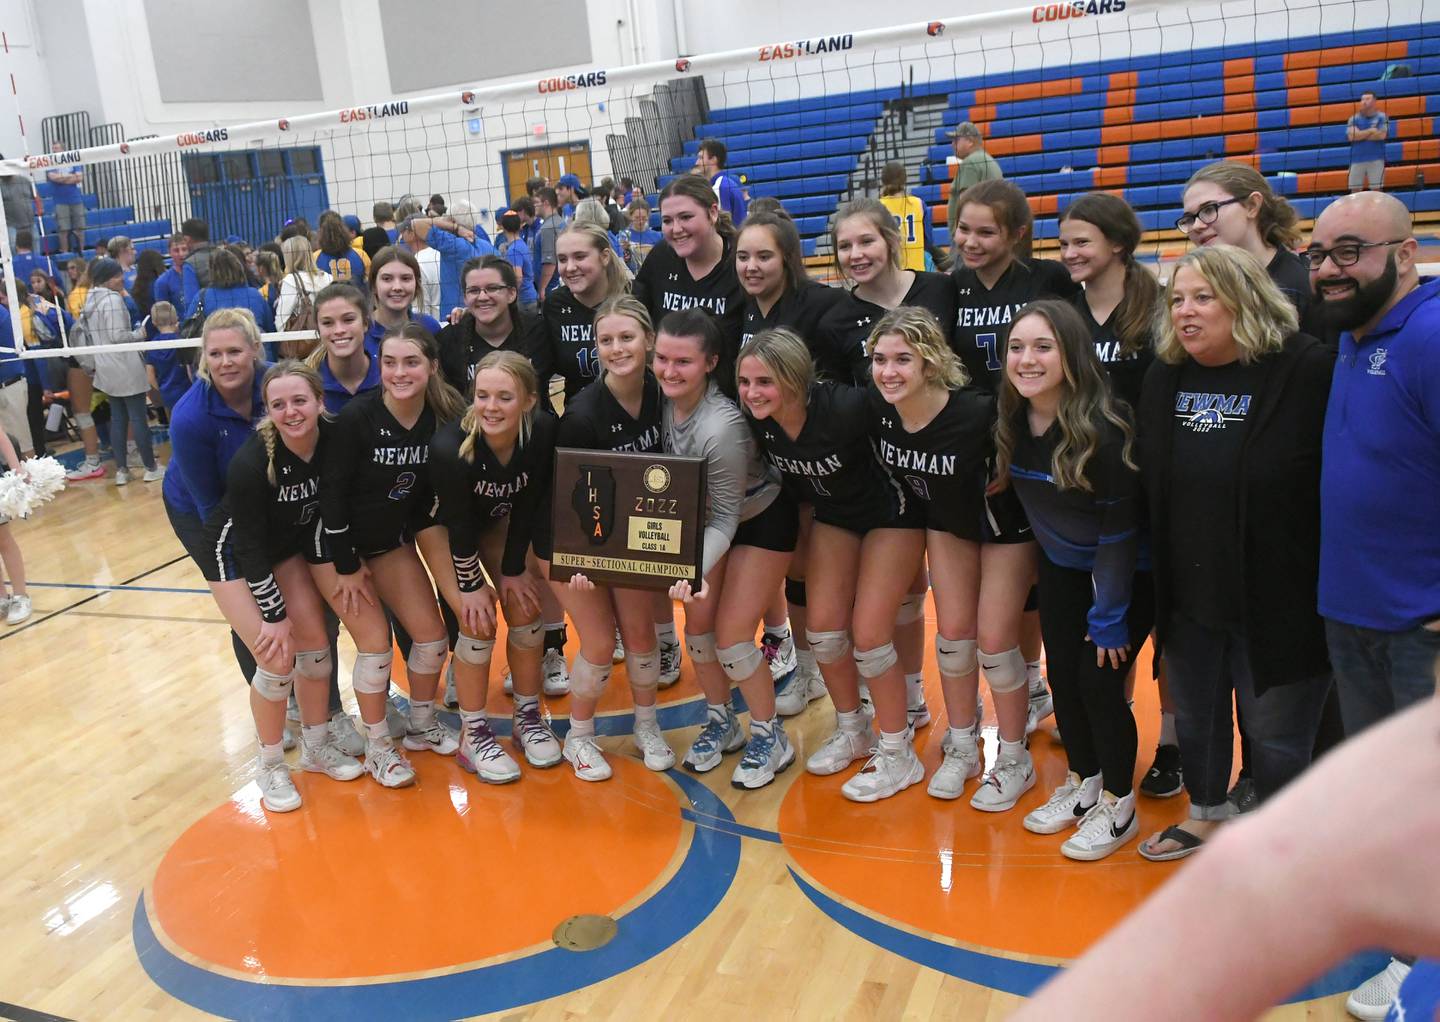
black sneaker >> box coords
[1227,776,1259,814]
[1139,743,1183,798]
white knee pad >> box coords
[569,655,612,698]
[685,631,717,664]
[352,650,394,695]
[854,642,898,679]
[718,640,763,682]
[293,648,331,681]
[252,665,294,702]
[74,411,95,429]
[935,636,978,677]
[507,617,545,649]
[805,628,852,665]
[979,645,1027,694]
[895,593,926,625]
[454,634,494,666]
[626,648,661,693]
[406,638,448,675]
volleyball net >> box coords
[1,0,1428,358]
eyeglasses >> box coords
[1175,198,1244,232]
[465,284,513,297]
[1304,239,1407,269]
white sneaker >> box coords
[970,750,1037,812]
[612,630,625,663]
[142,463,165,483]
[1345,959,1411,1021]
[457,716,520,783]
[328,712,366,757]
[563,733,612,781]
[926,730,981,800]
[127,447,143,468]
[683,707,746,772]
[512,703,563,767]
[806,722,875,775]
[841,743,925,802]
[1061,791,1138,861]
[385,695,408,739]
[65,459,104,481]
[1024,772,1100,834]
[907,699,932,731]
[761,629,798,681]
[443,663,458,708]
[657,639,681,688]
[300,738,364,781]
[403,717,460,755]
[365,740,417,788]
[774,665,826,716]
[632,718,675,771]
[542,648,570,696]
[114,468,129,486]
[731,723,795,789]
[258,761,301,812]
[0,595,10,618]
[282,721,298,752]
[1026,678,1054,735]
[5,594,32,625]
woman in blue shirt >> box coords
[315,213,368,286]
[305,284,380,413]
[365,247,441,355]
[185,248,275,341]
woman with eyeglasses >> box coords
[1135,244,1334,862]
[1177,162,1317,334]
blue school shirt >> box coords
[425,228,492,317]
[163,368,268,520]
[144,331,192,409]
[501,236,538,305]
[319,355,382,414]
[316,249,367,286]
[364,312,443,357]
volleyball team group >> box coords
[160,159,1427,867]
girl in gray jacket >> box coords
[75,258,159,483]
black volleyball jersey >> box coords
[556,372,663,455]
[634,239,746,389]
[953,258,1078,391]
[437,312,544,397]
[849,270,959,347]
[741,281,868,385]
[536,286,605,401]
[868,385,995,541]
[1072,294,1155,413]
[210,427,326,623]
[750,380,905,529]
[429,410,558,588]
[320,390,438,575]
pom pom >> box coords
[0,472,35,520]
[22,456,66,502]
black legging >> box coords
[231,610,343,714]
[1037,555,1156,798]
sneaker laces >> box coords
[568,733,605,768]
[466,717,507,761]
[1075,797,1116,839]
[543,648,566,673]
[261,762,292,788]
[983,755,1029,792]
[739,731,775,768]
[371,743,411,778]
[1039,780,1081,810]
[634,720,668,755]
[514,705,553,746]
[690,715,731,756]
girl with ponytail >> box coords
[429,349,564,777]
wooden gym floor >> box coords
[0,436,1378,1021]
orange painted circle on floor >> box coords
[151,755,682,980]
[779,646,1196,961]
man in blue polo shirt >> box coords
[1346,91,1389,192]
[44,141,86,256]
[696,138,746,224]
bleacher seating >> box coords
[27,180,172,267]
[670,23,1440,263]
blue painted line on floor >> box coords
[27,581,208,595]
[133,770,741,1021]
[787,867,1388,1003]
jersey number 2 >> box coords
[389,472,416,502]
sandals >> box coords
[1138,823,1208,862]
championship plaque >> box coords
[549,449,707,591]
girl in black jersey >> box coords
[308,284,381,414]
[438,256,538,395]
[318,325,494,782]
[1057,193,1159,412]
[543,296,671,782]
[867,306,1040,811]
[737,327,927,804]
[951,179,1079,392]
[536,222,629,402]
[834,198,957,728]
[366,246,443,355]
[202,361,387,811]
[429,350,565,776]
[438,255,572,698]
[633,174,745,389]
[953,178,1076,727]
[656,308,799,790]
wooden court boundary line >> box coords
[0,554,187,644]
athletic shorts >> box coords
[733,489,799,554]
[188,506,324,584]
[923,500,984,543]
[981,484,1033,545]
[1348,159,1385,191]
[812,487,925,536]
[54,203,86,233]
[167,500,226,583]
